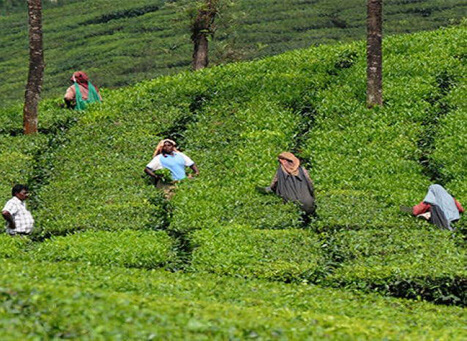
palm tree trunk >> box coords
[367,0,383,107]
[192,32,210,70]
[23,0,44,134]
[191,0,217,71]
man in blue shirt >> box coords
[145,139,199,182]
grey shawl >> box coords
[271,166,315,214]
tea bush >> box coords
[0,234,31,258]
[0,259,465,339]
[0,135,46,199]
[31,229,175,269]
[322,227,466,306]
[31,78,206,236]
[191,225,325,281]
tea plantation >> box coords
[1,0,467,105]
[0,23,466,338]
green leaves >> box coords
[32,230,176,269]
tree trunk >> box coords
[192,32,209,70]
[367,0,383,107]
[191,0,217,71]
[23,0,44,134]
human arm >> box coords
[412,201,431,216]
[188,163,199,178]
[144,167,162,180]
[454,198,464,213]
[144,155,163,179]
[2,210,15,229]
[302,168,315,191]
[180,153,199,178]
[64,86,76,108]
[269,172,278,192]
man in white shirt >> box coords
[2,184,34,236]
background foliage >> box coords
[0,0,466,105]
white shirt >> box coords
[146,152,194,171]
[146,152,194,180]
[3,197,34,234]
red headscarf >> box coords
[71,71,89,90]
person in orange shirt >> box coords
[64,71,102,110]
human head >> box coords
[12,184,29,201]
[70,71,89,85]
[278,152,300,176]
[154,139,178,157]
[162,140,175,154]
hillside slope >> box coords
[0,24,466,338]
[0,0,466,105]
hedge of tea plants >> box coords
[429,59,467,232]
[322,227,466,305]
[191,225,326,282]
[0,258,465,339]
[30,229,176,269]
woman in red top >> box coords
[64,71,102,110]
[411,184,464,230]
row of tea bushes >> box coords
[190,225,325,282]
[0,134,47,199]
[430,62,466,232]
[2,0,465,105]
[30,229,176,269]
[0,99,78,135]
[31,75,210,236]
[322,227,466,306]
[301,26,467,230]
[167,43,362,235]
[0,234,31,258]
[0,258,465,339]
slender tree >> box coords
[366,0,383,107]
[191,0,219,70]
[23,0,44,134]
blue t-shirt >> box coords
[146,152,194,180]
